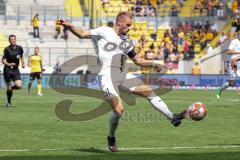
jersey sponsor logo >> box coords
[103,39,133,54]
[103,42,117,51]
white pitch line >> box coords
[4,98,240,103]
[0,145,240,152]
[118,145,240,151]
[229,99,240,102]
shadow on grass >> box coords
[71,147,109,153]
[1,151,240,160]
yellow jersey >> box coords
[192,65,201,75]
[29,54,42,73]
[55,19,61,31]
[32,16,39,27]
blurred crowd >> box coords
[101,0,229,17]
[131,21,218,64]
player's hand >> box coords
[60,19,73,28]
[231,59,237,72]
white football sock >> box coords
[147,92,173,120]
[109,111,121,137]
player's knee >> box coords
[114,107,124,116]
[15,84,22,89]
[146,89,154,97]
[135,85,153,97]
[143,87,154,98]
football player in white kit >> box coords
[61,12,186,152]
[217,32,240,99]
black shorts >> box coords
[3,67,21,83]
[30,72,42,81]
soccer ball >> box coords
[187,102,207,121]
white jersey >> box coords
[228,39,240,80]
[90,26,142,98]
[228,38,240,59]
[90,26,134,72]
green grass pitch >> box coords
[0,89,240,160]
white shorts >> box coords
[229,61,240,80]
[99,69,144,100]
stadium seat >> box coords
[65,0,83,17]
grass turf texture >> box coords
[0,89,240,160]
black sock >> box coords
[7,90,13,104]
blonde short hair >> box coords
[116,12,132,22]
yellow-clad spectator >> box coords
[164,29,172,44]
[178,43,184,53]
[206,29,214,42]
[178,29,185,39]
[178,38,184,53]
[199,29,206,40]
[32,13,39,38]
[192,62,201,75]
[231,0,238,13]
[194,41,201,54]
[228,31,235,39]
[193,30,200,41]
[165,36,172,44]
[149,0,157,8]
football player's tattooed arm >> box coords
[60,20,91,39]
[131,54,154,67]
[130,52,163,71]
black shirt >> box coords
[2,45,23,69]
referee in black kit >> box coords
[2,35,25,107]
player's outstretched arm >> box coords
[60,19,91,39]
[131,54,164,71]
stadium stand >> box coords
[0,0,6,15]
[158,0,180,17]
[6,0,67,18]
[0,0,235,74]
[84,0,128,17]
[0,0,95,73]
[179,0,199,17]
